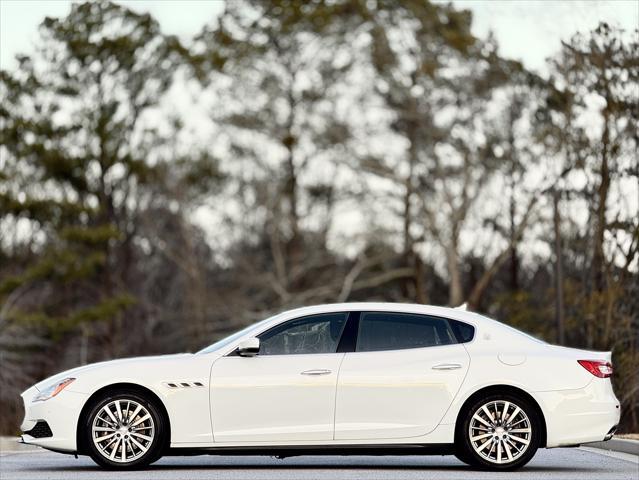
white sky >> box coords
[1,0,637,73]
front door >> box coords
[210,312,348,443]
[334,311,470,440]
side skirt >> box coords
[166,443,456,458]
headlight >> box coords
[33,378,75,402]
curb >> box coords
[585,438,639,456]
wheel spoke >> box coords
[127,404,142,426]
[509,406,521,423]
[509,434,530,445]
[115,401,123,423]
[497,441,502,463]
[130,432,152,442]
[124,401,131,424]
[510,418,527,428]
[506,438,521,453]
[129,436,148,453]
[121,438,127,462]
[471,433,492,442]
[502,401,510,422]
[504,440,513,461]
[482,405,495,423]
[109,438,121,460]
[94,432,115,443]
[93,426,115,432]
[102,405,118,425]
[509,428,531,434]
[131,413,151,427]
[100,435,117,453]
[476,438,492,452]
[472,414,491,428]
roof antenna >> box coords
[455,302,468,311]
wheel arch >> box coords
[454,384,547,448]
[76,382,171,455]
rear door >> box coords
[334,311,470,440]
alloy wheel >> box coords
[468,400,532,465]
[91,399,155,463]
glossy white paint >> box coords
[335,344,469,440]
[211,353,344,442]
[20,302,620,455]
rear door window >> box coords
[356,312,457,352]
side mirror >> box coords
[237,337,260,357]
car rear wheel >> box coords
[456,393,541,470]
[83,389,166,469]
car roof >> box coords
[275,302,483,325]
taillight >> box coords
[578,360,613,378]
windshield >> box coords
[197,316,276,354]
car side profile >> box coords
[20,303,620,470]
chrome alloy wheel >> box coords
[468,400,532,464]
[91,399,155,463]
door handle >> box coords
[300,369,332,376]
[432,363,462,370]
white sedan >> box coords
[20,303,620,470]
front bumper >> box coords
[20,386,89,453]
[536,378,621,447]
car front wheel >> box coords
[456,393,541,470]
[83,389,166,469]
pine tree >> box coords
[0,1,185,358]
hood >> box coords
[31,353,192,392]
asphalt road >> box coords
[0,447,637,480]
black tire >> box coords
[82,389,167,469]
[456,393,541,471]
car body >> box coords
[20,302,620,470]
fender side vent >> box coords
[163,381,205,389]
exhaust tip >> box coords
[604,425,617,441]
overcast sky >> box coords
[1,0,637,73]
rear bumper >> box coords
[535,378,620,447]
[20,386,88,453]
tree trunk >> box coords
[509,178,519,291]
[283,85,301,290]
[402,102,427,303]
[592,98,611,292]
[447,242,463,307]
[553,189,565,344]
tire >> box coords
[456,393,541,470]
[82,389,167,469]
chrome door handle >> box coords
[300,369,332,376]
[432,363,462,370]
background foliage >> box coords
[1,0,637,434]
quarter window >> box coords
[356,312,456,352]
[449,319,475,343]
[258,313,347,355]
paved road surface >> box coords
[0,447,636,480]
